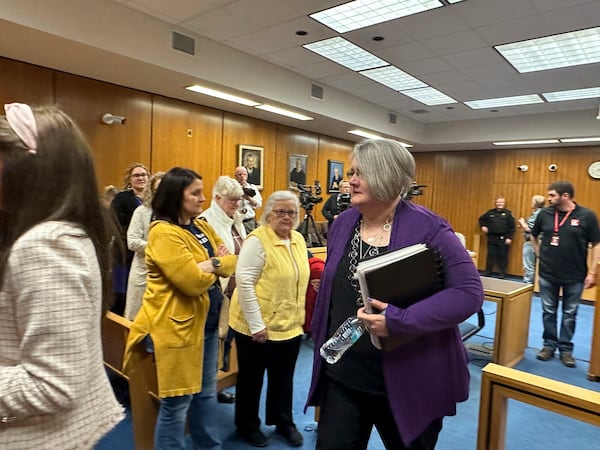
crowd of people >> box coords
[1,102,597,450]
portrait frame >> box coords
[288,154,308,189]
[327,160,344,193]
[238,144,264,190]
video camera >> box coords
[298,181,323,212]
[243,187,256,197]
[405,182,427,200]
[336,193,351,212]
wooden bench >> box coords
[102,311,238,450]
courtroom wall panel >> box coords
[0,58,54,107]
[54,71,153,188]
[151,96,223,197]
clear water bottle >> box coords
[320,316,366,364]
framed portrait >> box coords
[327,160,344,193]
[288,154,308,189]
[238,144,264,190]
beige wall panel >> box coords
[54,72,152,189]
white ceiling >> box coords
[1,0,600,151]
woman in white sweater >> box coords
[0,104,124,449]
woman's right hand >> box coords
[252,328,267,344]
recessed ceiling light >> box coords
[303,37,388,71]
[493,139,559,146]
[185,85,260,106]
[360,66,426,91]
[542,86,600,102]
[400,87,458,106]
[255,104,313,121]
[495,26,600,73]
[465,94,543,109]
[310,0,444,33]
[559,137,600,143]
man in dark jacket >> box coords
[321,181,351,225]
[479,196,515,278]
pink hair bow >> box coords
[4,103,38,154]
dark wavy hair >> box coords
[152,167,202,224]
[0,105,116,311]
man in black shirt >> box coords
[478,197,515,278]
[531,181,600,368]
[322,181,351,225]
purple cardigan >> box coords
[306,200,483,445]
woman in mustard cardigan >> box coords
[229,190,310,447]
[123,167,236,450]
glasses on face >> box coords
[272,209,298,218]
[225,196,242,203]
[131,173,148,178]
[346,169,363,179]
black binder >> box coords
[356,243,444,350]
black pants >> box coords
[486,239,509,274]
[317,378,443,450]
[233,331,302,432]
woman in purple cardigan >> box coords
[306,139,483,450]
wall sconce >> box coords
[548,163,558,172]
[101,113,126,125]
[517,165,528,172]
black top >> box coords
[290,168,306,186]
[478,208,515,238]
[531,204,600,283]
[321,194,342,225]
[324,238,385,395]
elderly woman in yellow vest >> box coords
[229,190,309,448]
[123,167,236,450]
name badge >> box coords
[550,235,560,246]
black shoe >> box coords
[217,391,235,403]
[238,428,268,447]
[498,273,506,279]
[276,425,303,447]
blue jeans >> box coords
[522,241,536,283]
[538,277,583,354]
[153,328,222,450]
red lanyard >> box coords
[554,208,573,233]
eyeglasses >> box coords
[225,197,242,203]
[131,173,148,178]
[346,169,363,179]
[272,209,298,218]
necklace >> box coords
[361,214,393,245]
[347,215,393,305]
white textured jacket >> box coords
[0,221,124,449]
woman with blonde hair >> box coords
[518,194,546,283]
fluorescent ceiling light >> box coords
[401,87,458,106]
[495,26,600,73]
[560,137,600,143]
[465,94,543,109]
[255,104,313,121]
[360,66,426,91]
[348,129,383,139]
[493,139,559,146]
[446,0,464,3]
[310,0,443,33]
[542,86,600,102]
[303,37,387,71]
[185,85,260,106]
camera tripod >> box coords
[297,208,323,247]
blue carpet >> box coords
[97,293,600,449]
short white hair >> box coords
[260,190,301,228]
[212,176,243,199]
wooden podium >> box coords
[480,277,533,367]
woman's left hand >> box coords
[216,244,230,256]
[357,299,389,337]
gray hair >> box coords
[260,190,301,229]
[351,138,415,201]
[212,175,243,199]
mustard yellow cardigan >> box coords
[123,219,236,398]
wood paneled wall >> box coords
[2,56,600,278]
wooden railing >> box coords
[477,363,600,450]
[102,311,238,450]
